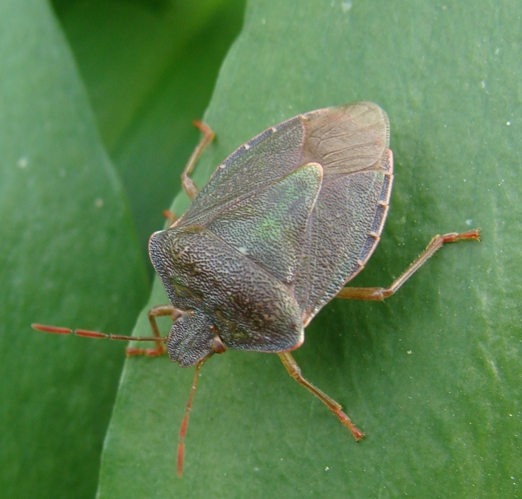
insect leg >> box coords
[181,121,215,200]
[278,352,364,441]
[125,304,182,357]
[336,230,480,301]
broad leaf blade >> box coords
[46,0,522,497]
[0,2,148,498]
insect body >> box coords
[32,102,479,476]
[151,102,393,366]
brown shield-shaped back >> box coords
[173,101,393,330]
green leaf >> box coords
[98,1,521,497]
[0,2,149,499]
[3,0,519,498]
[55,0,245,258]
[0,1,243,498]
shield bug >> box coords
[32,101,480,476]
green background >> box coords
[1,0,520,498]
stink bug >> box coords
[33,102,480,476]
